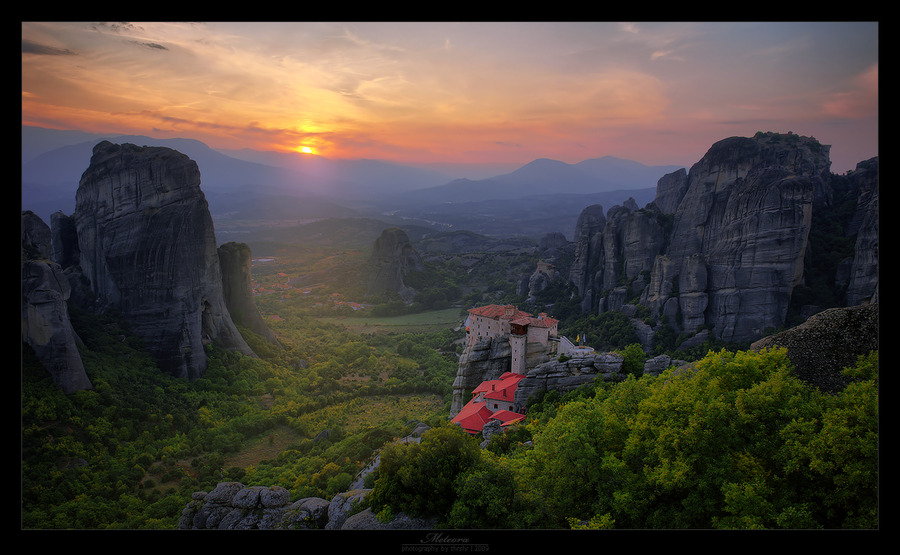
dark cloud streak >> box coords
[22,39,76,56]
[133,41,168,51]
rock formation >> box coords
[568,132,876,345]
[218,241,278,345]
[842,158,879,306]
[72,141,254,379]
[365,227,425,303]
[450,336,514,414]
[21,211,92,393]
[22,210,51,260]
[177,482,437,530]
[514,352,627,409]
[568,204,607,313]
[751,303,878,393]
[451,335,629,415]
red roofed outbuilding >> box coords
[451,371,527,434]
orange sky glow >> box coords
[22,21,878,173]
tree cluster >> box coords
[364,348,878,529]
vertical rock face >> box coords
[567,204,606,312]
[365,227,424,303]
[73,141,253,380]
[218,241,278,345]
[649,135,825,342]
[50,211,80,268]
[842,158,878,306]
[22,210,51,260]
[569,133,857,344]
[450,336,512,414]
[21,211,92,393]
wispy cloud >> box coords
[22,39,76,56]
[21,21,878,171]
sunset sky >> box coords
[21,21,878,174]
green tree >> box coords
[367,424,482,518]
[617,343,646,376]
[514,348,878,529]
[446,454,521,528]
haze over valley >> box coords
[22,125,679,241]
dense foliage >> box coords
[21,239,877,530]
[21,301,460,528]
[364,348,878,529]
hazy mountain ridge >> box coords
[21,125,684,238]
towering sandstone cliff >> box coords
[21,211,93,394]
[841,158,878,306]
[365,227,425,303]
[72,141,254,379]
[218,241,279,346]
[568,133,876,344]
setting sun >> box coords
[298,146,314,154]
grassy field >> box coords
[224,394,445,469]
[316,307,466,334]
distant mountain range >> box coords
[21,125,684,238]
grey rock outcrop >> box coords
[218,241,278,345]
[568,204,606,313]
[523,261,561,302]
[340,508,439,530]
[568,133,872,345]
[642,354,688,377]
[365,227,425,303]
[514,352,626,408]
[22,259,93,394]
[750,302,878,393]
[73,141,253,380]
[22,210,51,260]
[178,483,436,530]
[842,158,878,306]
[50,211,80,268]
[653,167,689,215]
[539,231,569,252]
[450,336,513,414]
[21,211,92,394]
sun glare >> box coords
[298,146,314,154]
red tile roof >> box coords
[490,410,526,426]
[468,304,532,320]
[511,315,558,329]
[468,304,558,329]
[453,372,527,434]
[451,400,495,434]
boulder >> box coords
[751,303,878,392]
[325,489,371,530]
